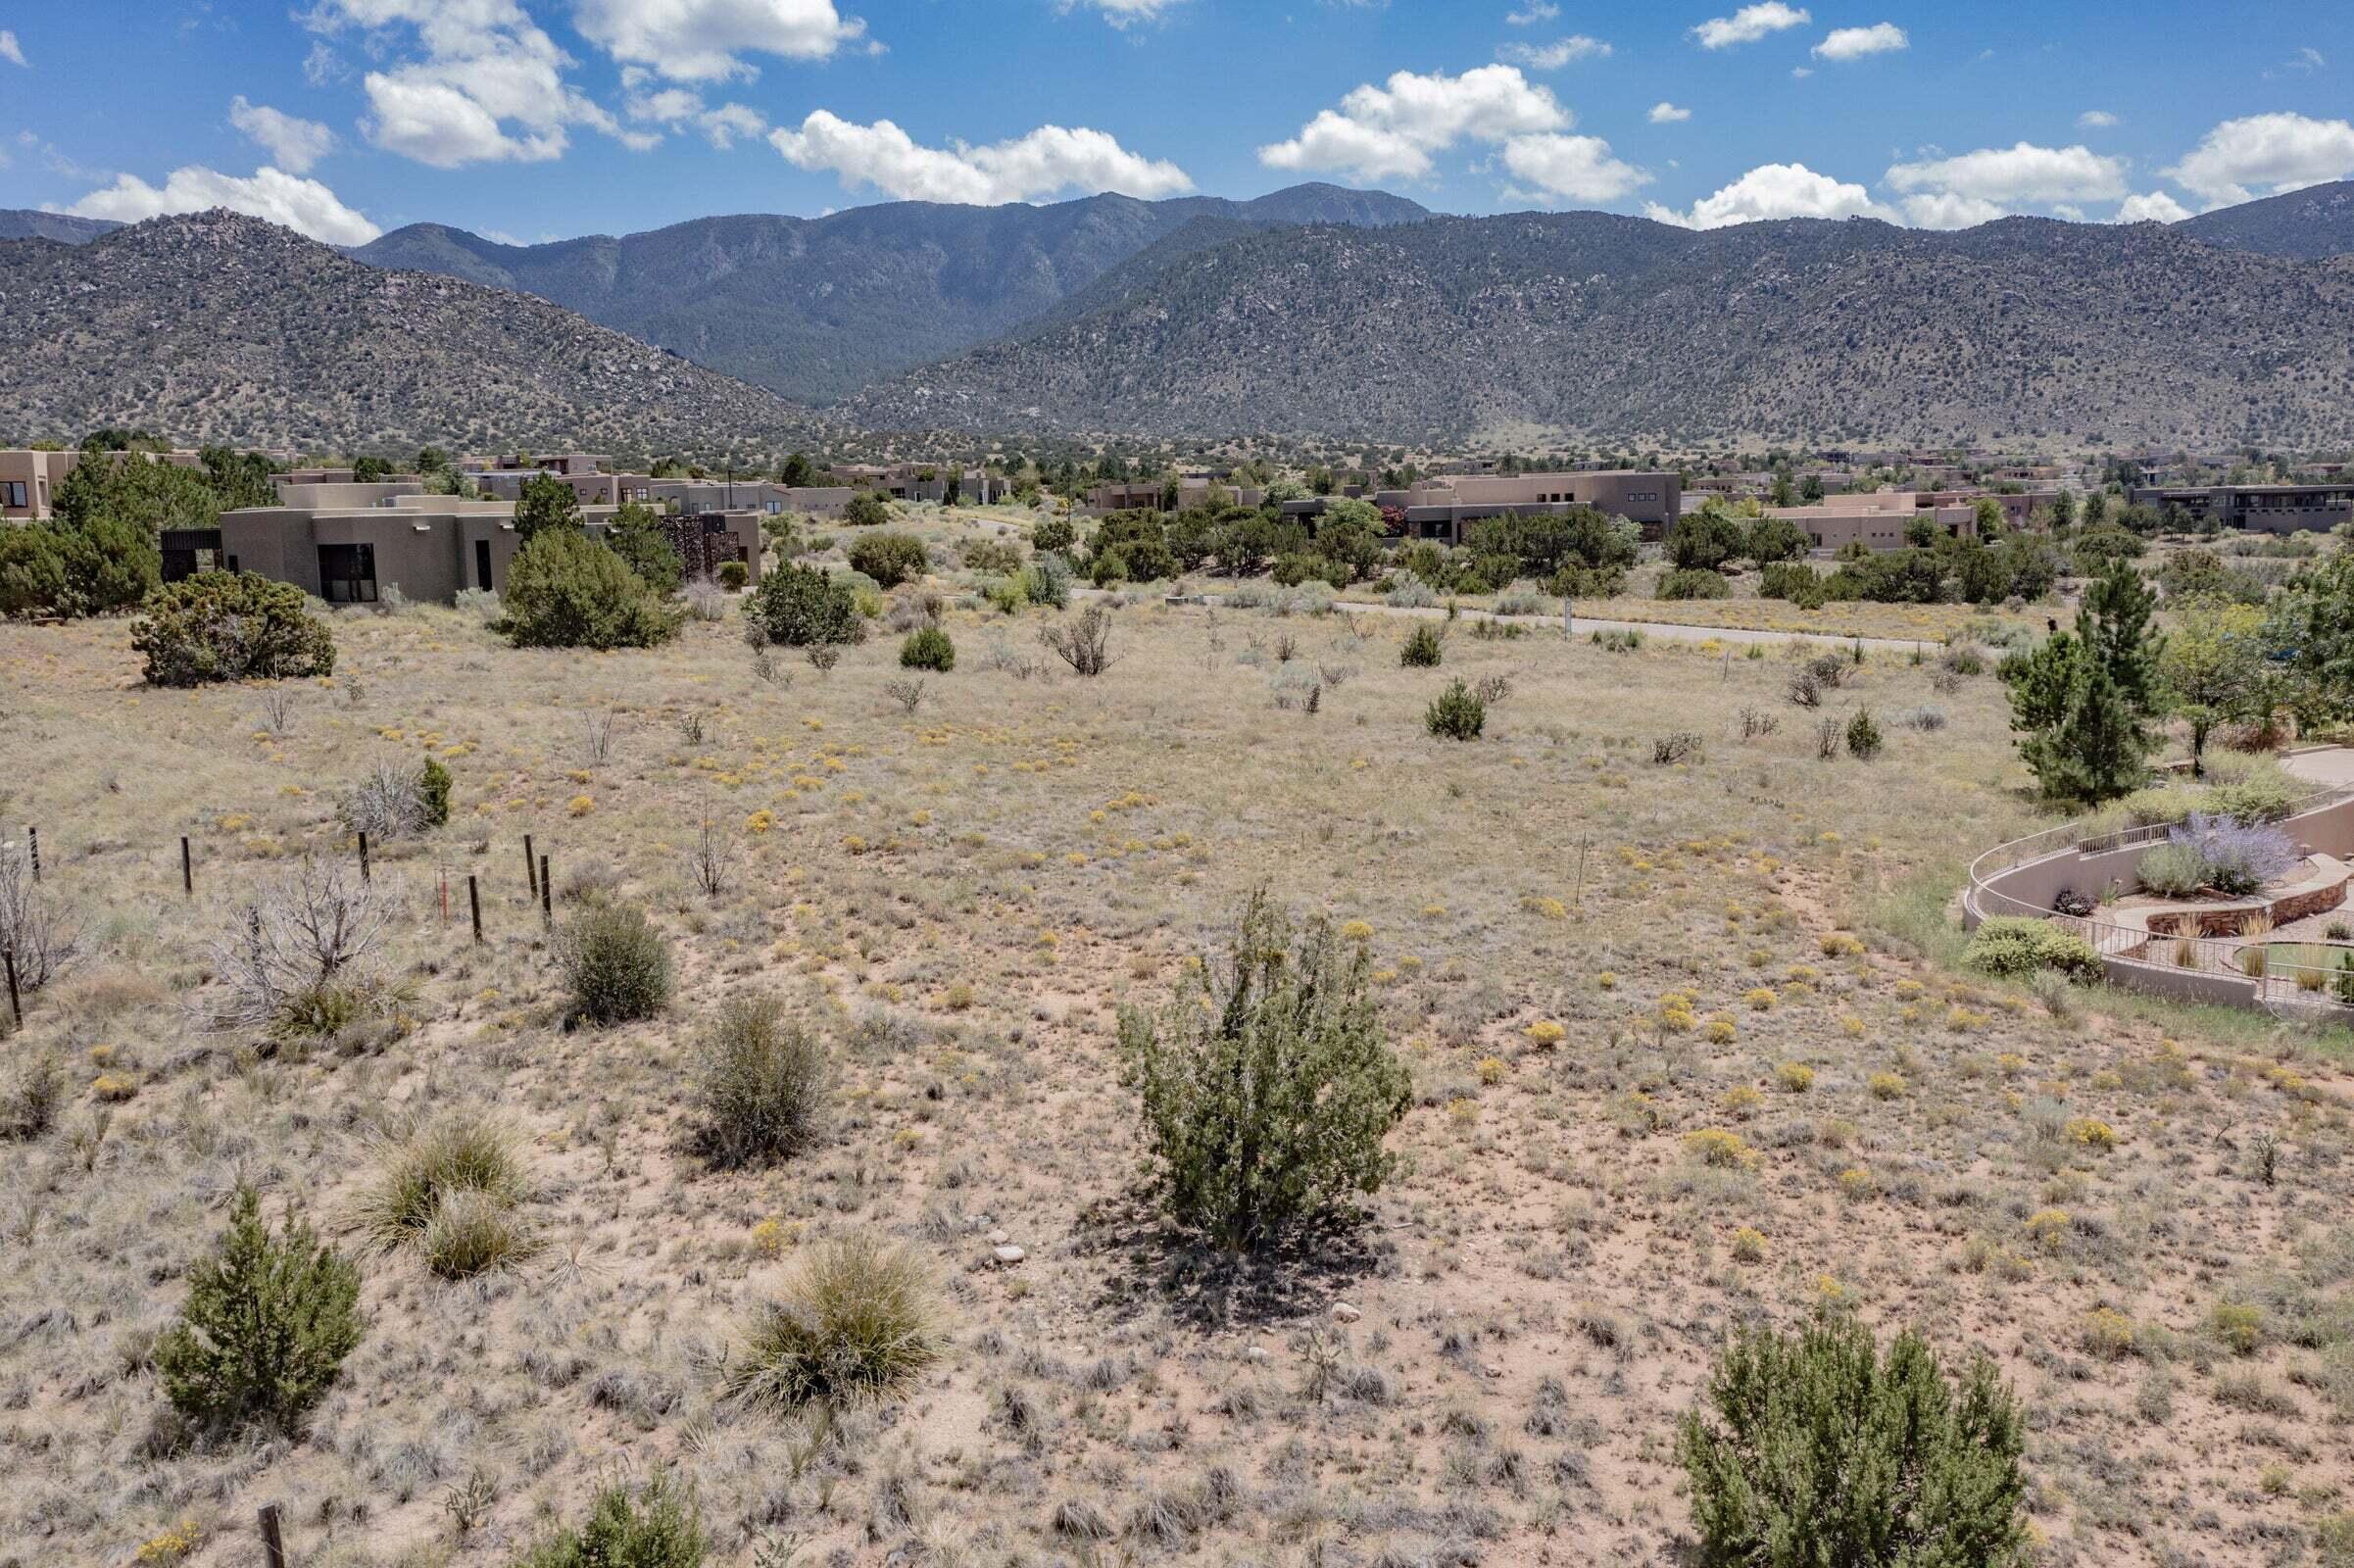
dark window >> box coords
[319,543,378,604]
[475,538,494,591]
[1,481,25,508]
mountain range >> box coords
[847,210,2354,447]
[0,211,817,456]
[2177,179,2354,262]
[5,178,2354,452]
[348,184,1429,405]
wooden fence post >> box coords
[357,832,370,883]
[25,826,37,883]
[180,836,193,896]
[539,855,552,927]
[4,949,20,1032]
[468,875,483,944]
[258,1502,287,1568]
[523,834,537,897]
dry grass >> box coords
[0,518,2348,1567]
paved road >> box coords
[2284,747,2354,789]
[1090,586,1934,654]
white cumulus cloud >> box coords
[570,0,867,81]
[0,30,25,67]
[2078,109,2118,128]
[1813,22,1905,60]
[1497,35,1610,70]
[2166,112,2354,206]
[1886,141,2128,205]
[1258,64,1568,182]
[1692,3,1809,49]
[228,97,337,174]
[61,165,381,245]
[305,0,622,168]
[2116,190,2190,223]
[618,68,767,147]
[1899,192,2007,228]
[770,112,1193,204]
[1648,101,1692,123]
[1063,0,1182,24]
[1504,2,1558,22]
[1500,132,1648,202]
[1645,161,1889,227]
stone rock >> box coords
[1331,1301,1362,1324]
[988,1230,1009,1245]
[993,1245,1025,1265]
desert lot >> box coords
[1,571,2350,1568]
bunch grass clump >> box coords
[517,1474,706,1568]
[725,1234,938,1408]
[356,1115,536,1278]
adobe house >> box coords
[192,492,763,604]
[0,450,84,520]
[1358,471,1682,543]
[2128,482,2354,534]
[1762,492,1979,553]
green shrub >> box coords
[417,755,452,827]
[2211,766,2301,825]
[1426,679,1486,740]
[1019,555,1072,610]
[2135,841,2211,898]
[843,491,890,527]
[748,562,865,648]
[517,1475,706,1568]
[725,1233,938,1408]
[499,529,680,650]
[1678,1315,2029,1568]
[1658,566,1734,601]
[1115,890,1412,1250]
[692,996,829,1168]
[1963,916,2104,981]
[557,901,673,1024]
[0,516,159,618]
[716,560,749,590]
[1399,624,1444,667]
[1845,709,1884,760]
[847,531,929,589]
[604,503,684,595]
[131,571,335,686]
[956,538,1018,576]
[985,576,1028,615]
[900,625,956,671]
[155,1185,364,1435]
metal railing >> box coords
[1964,784,2354,1007]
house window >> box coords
[0,481,24,509]
[318,542,379,604]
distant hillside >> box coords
[848,210,2354,448]
[351,184,1429,403]
[0,209,120,243]
[0,210,817,455]
[2178,179,2354,260]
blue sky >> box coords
[3,0,2351,245]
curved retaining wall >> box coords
[1965,793,2354,1007]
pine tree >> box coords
[155,1186,364,1434]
